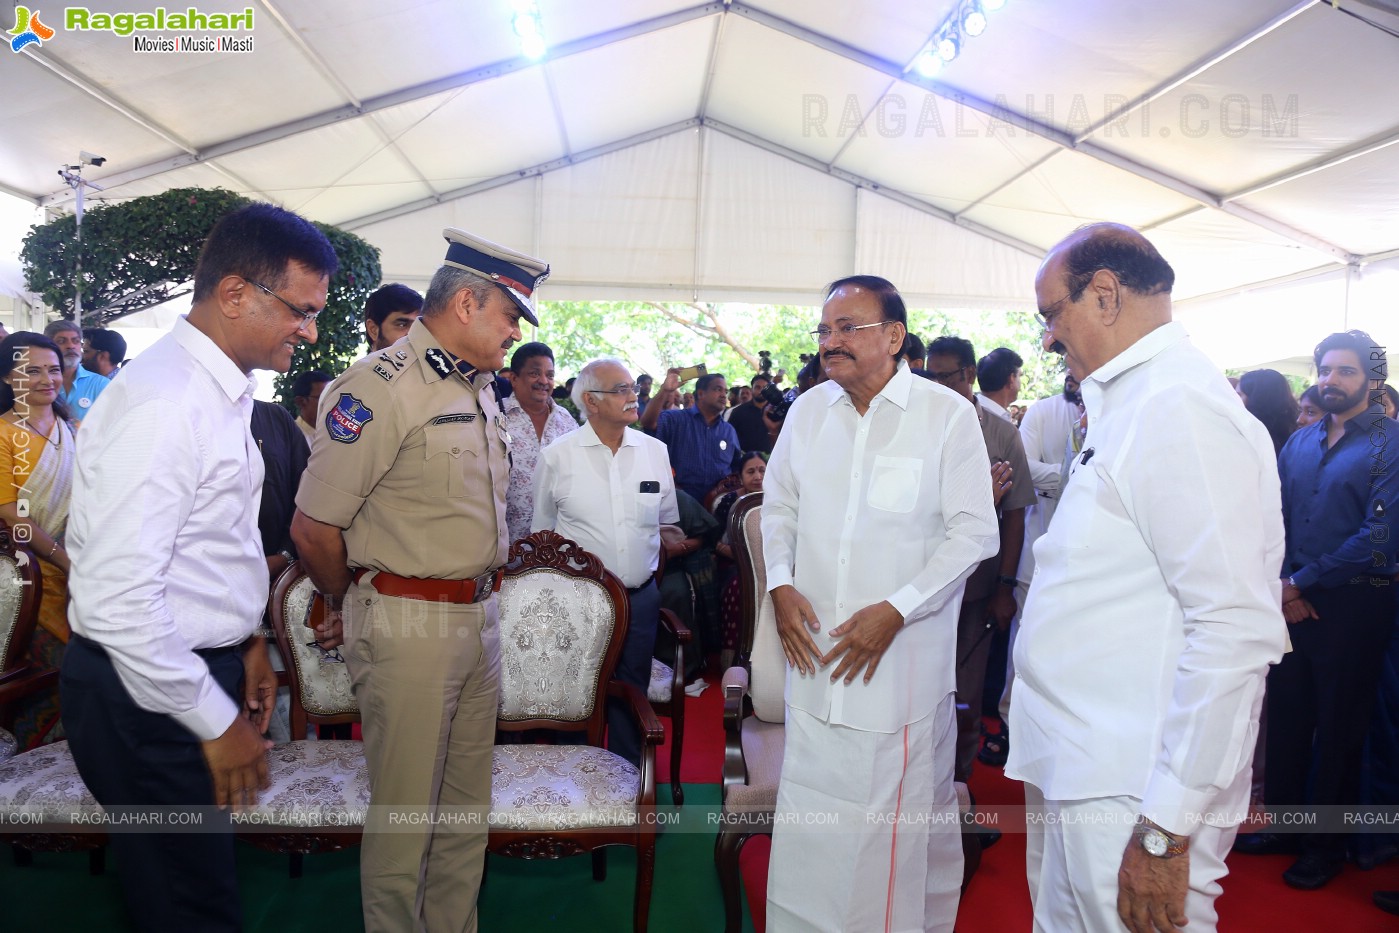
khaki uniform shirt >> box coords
[965,399,1037,602]
[296,318,509,579]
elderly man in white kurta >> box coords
[763,275,999,933]
[1007,224,1286,933]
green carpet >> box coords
[0,784,753,932]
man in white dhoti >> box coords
[1006,223,1286,933]
[762,275,999,932]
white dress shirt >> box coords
[531,422,679,589]
[1007,322,1287,835]
[1014,393,1080,583]
[762,362,999,732]
[67,316,268,742]
[976,393,1013,424]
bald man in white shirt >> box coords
[1007,224,1286,933]
[763,275,998,933]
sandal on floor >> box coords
[978,727,1009,767]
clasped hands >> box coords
[771,584,903,684]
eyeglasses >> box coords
[1034,292,1074,331]
[810,320,894,343]
[588,383,641,396]
[927,366,968,384]
[306,640,345,664]
[247,279,321,333]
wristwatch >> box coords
[1135,820,1188,859]
[278,548,295,565]
[996,575,1018,588]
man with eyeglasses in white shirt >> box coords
[1006,223,1286,933]
[532,357,679,766]
[62,203,338,932]
[762,274,999,933]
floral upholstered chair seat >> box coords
[233,740,369,828]
[491,744,640,831]
[0,740,101,823]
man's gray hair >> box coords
[44,319,81,339]
[423,265,497,317]
[572,357,630,411]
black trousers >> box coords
[1264,581,1397,858]
[609,579,661,767]
[61,635,244,933]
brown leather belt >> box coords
[353,567,503,604]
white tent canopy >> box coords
[4,0,1399,358]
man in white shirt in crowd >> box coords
[1006,223,1286,933]
[291,369,332,445]
[763,274,999,932]
[61,203,340,932]
[532,357,679,765]
[974,347,1021,424]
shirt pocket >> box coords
[422,423,481,498]
[867,455,922,514]
[637,490,661,526]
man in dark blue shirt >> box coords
[1236,329,1399,891]
[639,369,741,502]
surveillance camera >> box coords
[79,151,107,167]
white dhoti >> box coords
[1023,765,1251,933]
[767,694,962,933]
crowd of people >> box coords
[3,206,1397,933]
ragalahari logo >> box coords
[9,6,55,52]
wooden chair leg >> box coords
[88,845,106,875]
[714,829,753,933]
[592,847,607,881]
[670,706,685,806]
[633,829,656,933]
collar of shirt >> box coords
[171,315,256,404]
[578,420,641,448]
[406,318,494,390]
[822,358,913,412]
[1085,321,1186,389]
[977,393,1012,422]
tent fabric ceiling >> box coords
[4,0,1398,311]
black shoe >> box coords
[1374,891,1399,916]
[1232,831,1300,856]
[977,726,1009,767]
[1282,853,1343,890]
[976,826,1003,851]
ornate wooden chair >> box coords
[713,492,787,933]
[232,564,369,878]
[0,533,107,871]
[703,473,745,513]
[491,530,663,932]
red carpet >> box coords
[656,675,726,787]
[731,744,1399,931]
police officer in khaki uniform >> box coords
[292,229,548,933]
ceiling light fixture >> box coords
[908,0,1004,77]
[511,1,547,60]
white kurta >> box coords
[762,363,999,731]
[1008,321,1286,927]
[762,362,998,931]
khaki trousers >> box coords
[346,575,501,933]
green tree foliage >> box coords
[21,187,251,323]
[20,187,380,407]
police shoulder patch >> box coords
[326,393,375,443]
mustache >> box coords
[822,350,854,362]
[1048,340,1066,356]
